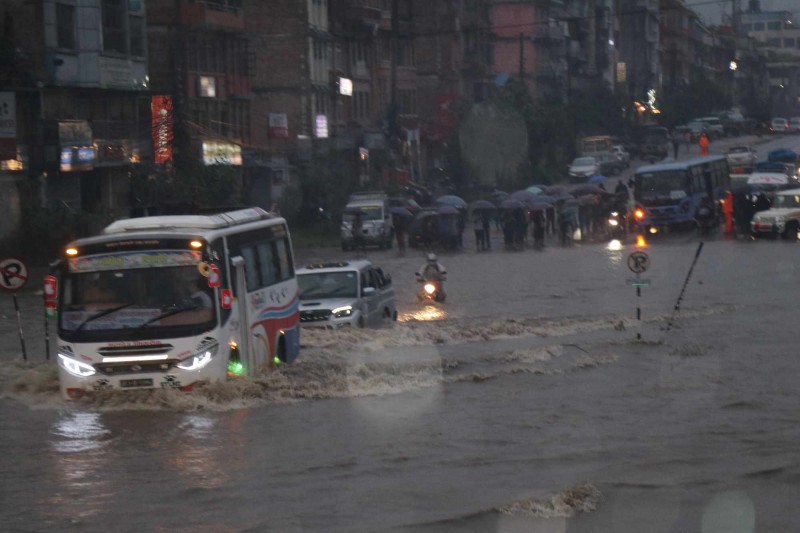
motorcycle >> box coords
[606,210,627,240]
[695,202,717,236]
[416,274,446,303]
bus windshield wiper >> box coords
[75,303,134,332]
[135,303,201,330]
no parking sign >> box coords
[0,257,29,292]
[0,257,29,360]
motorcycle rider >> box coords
[416,253,447,301]
[417,253,446,282]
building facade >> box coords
[1,0,151,227]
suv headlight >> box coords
[177,343,219,371]
[58,353,96,377]
[332,305,353,318]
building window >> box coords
[784,38,795,48]
[754,22,764,31]
[397,41,415,67]
[56,3,76,50]
[102,0,127,54]
[741,23,752,32]
[767,21,780,30]
[199,76,217,98]
[129,16,144,56]
[767,38,780,47]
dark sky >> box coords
[690,0,798,25]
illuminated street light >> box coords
[729,60,738,71]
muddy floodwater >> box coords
[2,235,799,532]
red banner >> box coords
[151,95,173,164]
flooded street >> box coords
[2,232,800,532]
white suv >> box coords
[297,260,397,328]
[751,188,800,240]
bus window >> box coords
[275,238,293,282]
[241,247,259,291]
[256,242,278,286]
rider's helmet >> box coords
[426,253,437,263]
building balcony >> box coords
[345,4,383,26]
[181,0,245,32]
[532,25,564,42]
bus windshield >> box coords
[298,271,358,299]
[636,170,689,201]
[59,265,215,333]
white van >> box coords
[341,192,394,250]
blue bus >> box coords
[633,155,730,232]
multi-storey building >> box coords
[491,0,568,100]
[660,0,695,94]
[563,0,616,95]
[147,0,252,187]
[737,1,800,115]
[1,0,150,223]
[617,0,660,119]
[413,0,491,173]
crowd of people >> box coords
[389,181,633,255]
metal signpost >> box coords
[0,257,29,360]
[627,250,650,340]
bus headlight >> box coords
[333,305,353,318]
[58,353,96,377]
[177,344,218,371]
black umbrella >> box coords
[390,206,414,218]
[544,185,567,196]
[470,200,496,211]
[500,198,526,210]
[570,184,604,197]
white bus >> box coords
[51,207,300,399]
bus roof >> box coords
[636,155,726,174]
[102,207,275,235]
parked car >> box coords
[695,116,725,139]
[297,260,397,328]
[612,145,630,168]
[789,117,800,134]
[751,188,800,240]
[769,118,789,134]
[725,145,757,170]
[683,122,708,142]
[568,156,600,182]
[595,151,624,176]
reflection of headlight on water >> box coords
[398,307,446,322]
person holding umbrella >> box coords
[394,214,407,255]
[351,211,365,254]
[472,214,485,251]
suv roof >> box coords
[297,260,373,275]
